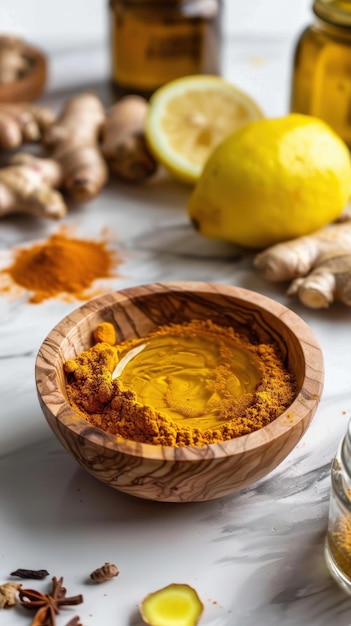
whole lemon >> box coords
[187,114,351,249]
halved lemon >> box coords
[145,74,264,184]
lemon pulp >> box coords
[146,74,264,183]
[114,330,262,430]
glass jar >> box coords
[325,418,351,595]
[108,0,222,99]
[291,0,351,147]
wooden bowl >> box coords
[0,43,47,103]
[35,282,324,503]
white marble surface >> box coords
[1,34,351,626]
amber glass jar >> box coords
[109,0,222,99]
[291,0,351,147]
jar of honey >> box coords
[291,0,351,147]
[108,0,222,99]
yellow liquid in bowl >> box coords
[114,332,262,430]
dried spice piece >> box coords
[140,583,204,626]
[90,562,119,583]
[65,618,82,626]
[19,576,83,626]
[0,582,21,608]
[11,568,49,580]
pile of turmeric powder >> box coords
[64,319,297,447]
[0,227,121,303]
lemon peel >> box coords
[145,74,264,184]
[188,113,351,249]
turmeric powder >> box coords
[327,515,351,580]
[1,228,121,303]
[64,319,297,447]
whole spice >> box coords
[101,96,158,183]
[43,93,108,202]
[0,102,55,150]
[64,319,297,447]
[1,228,121,304]
[11,568,49,580]
[65,618,82,626]
[0,36,31,85]
[19,576,83,626]
[90,562,119,583]
[0,153,66,220]
[0,582,21,608]
[254,219,351,309]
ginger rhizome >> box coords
[101,95,157,183]
[0,582,21,609]
[0,153,66,219]
[43,92,108,201]
[0,102,55,150]
[0,36,30,85]
[0,93,108,216]
[254,219,351,308]
[0,92,162,219]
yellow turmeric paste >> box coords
[64,319,297,447]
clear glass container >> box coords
[108,0,222,99]
[325,418,351,595]
[291,0,351,147]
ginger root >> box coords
[0,92,160,221]
[254,219,351,308]
[0,102,55,150]
[0,36,30,85]
[44,93,108,201]
[0,153,66,219]
[90,562,119,583]
[101,95,157,183]
[0,582,21,608]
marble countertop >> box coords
[1,34,351,626]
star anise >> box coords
[18,576,83,626]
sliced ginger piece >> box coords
[140,583,204,626]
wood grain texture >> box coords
[35,282,324,502]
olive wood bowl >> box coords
[35,282,324,503]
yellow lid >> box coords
[313,0,351,26]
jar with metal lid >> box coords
[108,0,222,99]
[291,0,351,147]
[325,418,351,595]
